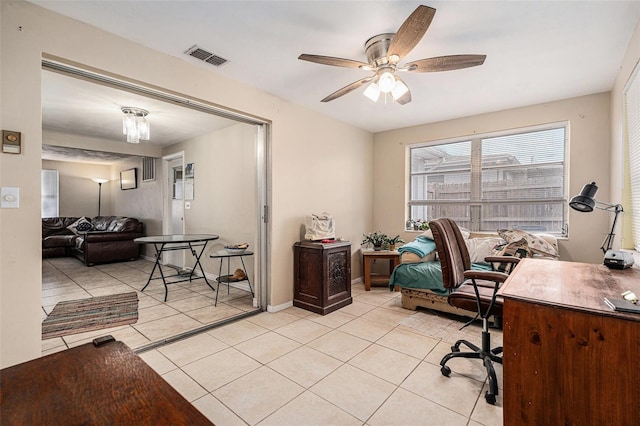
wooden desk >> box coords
[0,338,213,425]
[361,249,400,291]
[498,258,640,426]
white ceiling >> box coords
[34,1,640,142]
[42,71,239,146]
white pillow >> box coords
[420,229,434,240]
[466,237,504,263]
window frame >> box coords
[407,121,569,235]
[41,169,59,218]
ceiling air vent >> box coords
[185,45,228,67]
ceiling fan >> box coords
[298,5,486,105]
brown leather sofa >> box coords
[42,216,144,266]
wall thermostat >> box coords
[1,187,20,208]
[2,130,21,154]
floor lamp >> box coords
[91,178,109,216]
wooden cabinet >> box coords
[293,241,352,315]
[499,259,640,426]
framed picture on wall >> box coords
[120,168,137,190]
[185,163,194,178]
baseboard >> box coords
[267,300,293,312]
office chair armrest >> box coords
[483,255,520,265]
[463,270,509,283]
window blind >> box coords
[409,124,567,234]
[41,169,59,218]
[625,62,640,250]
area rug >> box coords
[42,292,138,340]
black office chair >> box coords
[429,218,518,405]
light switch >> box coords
[1,187,19,208]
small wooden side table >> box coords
[361,249,401,291]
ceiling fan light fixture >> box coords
[121,107,150,144]
[298,5,485,105]
[378,71,396,93]
[391,78,409,100]
[363,82,381,102]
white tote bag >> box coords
[304,212,335,240]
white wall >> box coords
[163,123,259,280]
[109,157,163,257]
[373,92,612,264]
[41,159,111,217]
[0,1,373,367]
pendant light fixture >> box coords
[121,107,150,143]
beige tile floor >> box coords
[41,257,257,354]
[145,291,502,425]
[42,258,503,425]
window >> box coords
[409,123,568,234]
[172,166,183,199]
[625,62,640,250]
[41,169,59,218]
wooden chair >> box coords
[429,218,519,405]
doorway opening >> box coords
[40,58,270,353]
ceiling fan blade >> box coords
[396,89,412,105]
[406,54,487,72]
[387,5,436,63]
[298,54,371,69]
[321,76,375,102]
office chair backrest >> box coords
[429,218,471,291]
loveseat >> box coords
[42,216,144,266]
[390,227,559,314]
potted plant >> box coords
[387,235,405,251]
[361,231,388,251]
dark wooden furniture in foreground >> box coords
[498,258,640,426]
[0,338,213,425]
[293,241,352,315]
[361,249,401,291]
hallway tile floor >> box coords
[42,257,256,354]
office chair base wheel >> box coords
[440,365,451,376]
[485,392,496,405]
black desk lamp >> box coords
[569,182,633,269]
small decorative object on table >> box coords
[361,231,388,251]
[225,243,249,254]
[388,235,405,251]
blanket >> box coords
[397,235,437,258]
[389,261,493,294]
